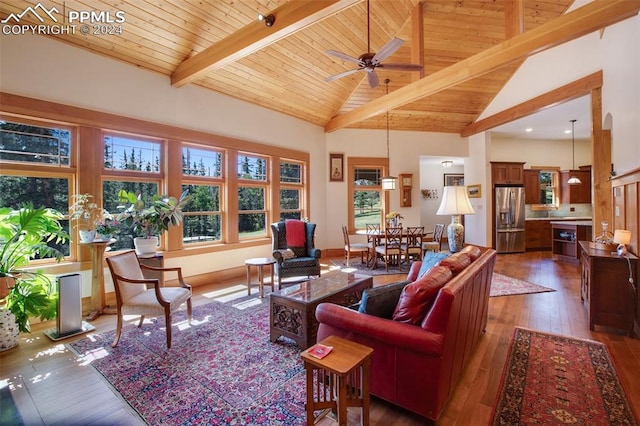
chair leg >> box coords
[137,316,145,327]
[187,298,193,324]
[165,308,172,349]
[112,314,123,348]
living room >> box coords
[1,0,640,424]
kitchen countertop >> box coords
[525,216,592,221]
[549,220,593,226]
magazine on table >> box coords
[308,343,333,359]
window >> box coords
[102,133,163,251]
[348,158,388,231]
[238,153,268,238]
[181,145,223,244]
[532,167,560,208]
[280,160,303,220]
[0,119,73,258]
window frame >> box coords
[530,166,560,211]
[347,157,390,233]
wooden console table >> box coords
[579,241,638,336]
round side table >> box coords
[245,257,276,298]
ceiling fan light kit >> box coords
[324,0,423,88]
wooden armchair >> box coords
[106,250,192,349]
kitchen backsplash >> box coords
[526,204,593,219]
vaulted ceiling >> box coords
[1,0,638,134]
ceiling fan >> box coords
[324,0,423,88]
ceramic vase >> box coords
[79,229,96,243]
[0,310,20,352]
[134,236,159,255]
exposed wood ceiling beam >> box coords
[411,2,425,81]
[461,71,603,137]
[505,0,525,39]
[171,0,362,88]
[324,0,640,133]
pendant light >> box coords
[567,119,581,185]
[381,78,397,190]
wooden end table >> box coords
[269,270,372,348]
[301,335,373,426]
[245,257,276,298]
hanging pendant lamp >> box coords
[567,119,581,185]
[381,79,397,190]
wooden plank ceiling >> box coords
[0,0,615,134]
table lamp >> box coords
[613,229,631,255]
[437,186,475,252]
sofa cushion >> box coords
[391,266,453,324]
[459,245,482,261]
[358,280,411,319]
[417,251,450,279]
[438,252,471,275]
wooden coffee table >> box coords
[269,270,373,348]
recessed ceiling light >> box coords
[525,128,533,132]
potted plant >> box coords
[95,217,120,241]
[69,193,108,243]
[116,190,192,254]
[0,204,69,350]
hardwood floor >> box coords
[1,251,639,425]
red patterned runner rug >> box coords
[492,327,638,425]
[490,273,555,297]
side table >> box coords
[301,335,373,426]
[245,257,276,298]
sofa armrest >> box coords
[316,303,444,356]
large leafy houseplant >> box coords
[117,190,192,238]
[0,205,69,333]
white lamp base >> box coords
[447,215,465,253]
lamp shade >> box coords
[613,229,631,245]
[437,186,475,216]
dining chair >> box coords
[106,250,193,349]
[341,225,369,266]
[374,227,403,271]
[365,223,382,267]
[404,226,425,265]
[422,223,445,255]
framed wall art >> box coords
[467,184,481,198]
[444,173,464,186]
[329,153,344,182]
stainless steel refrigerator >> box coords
[495,186,525,253]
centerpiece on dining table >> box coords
[386,211,403,228]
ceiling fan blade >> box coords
[371,37,404,65]
[366,70,379,88]
[378,63,424,71]
[324,68,362,82]
[326,50,363,65]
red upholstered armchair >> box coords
[271,220,321,286]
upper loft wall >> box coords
[0,32,329,248]
[480,11,639,175]
[491,137,592,170]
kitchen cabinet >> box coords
[551,221,592,263]
[560,170,591,204]
[525,220,552,250]
[579,242,637,336]
[491,162,525,185]
[524,169,541,204]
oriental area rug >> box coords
[491,327,638,425]
[69,297,307,425]
[490,273,555,297]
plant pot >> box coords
[0,310,20,352]
[79,229,97,243]
[134,236,159,255]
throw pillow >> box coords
[275,249,295,260]
[459,245,482,261]
[391,266,452,325]
[357,280,411,319]
[438,252,471,275]
[417,252,450,279]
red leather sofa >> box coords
[315,245,497,421]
